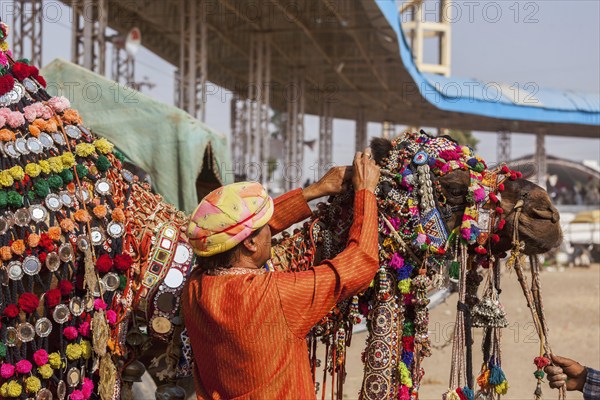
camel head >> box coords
[371,134,561,257]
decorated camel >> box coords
[0,19,562,400]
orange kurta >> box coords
[183,188,379,399]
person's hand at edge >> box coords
[544,355,587,392]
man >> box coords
[182,150,380,399]
[544,355,599,400]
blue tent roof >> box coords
[375,0,600,128]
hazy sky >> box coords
[4,0,598,176]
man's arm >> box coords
[269,166,351,235]
[268,188,313,236]
[274,189,379,337]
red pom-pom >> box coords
[489,193,499,203]
[491,234,500,243]
[437,247,446,255]
[45,288,62,308]
[35,74,47,88]
[38,252,47,263]
[534,356,551,369]
[498,219,507,230]
[516,171,523,178]
[475,245,487,254]
[509,172,517,181]
[498,183,505,191]
[39,234,55,252]
[0,74,15,96]
[18,292,39,313]
[501,165,510,174]
[114,253,133,272]
[3,304,20,318]
[95,254,113,274]
[402,336,415,352]
[495,207,504,214]
[11,62,31,81]
[59,279,74,296]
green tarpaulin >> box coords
[41,58,231,213]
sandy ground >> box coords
[331,264,600,400]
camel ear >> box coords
[370,137,393,163]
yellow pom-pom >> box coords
[48,352,62,369]
[25,163,42,178]
[398,278,412,294]
[38,160,51,174]
[61,152,76,168]
[25,376,41,394]
[93,138,114,154]
[399,361,413,387]
[37,364,54,379]
[0,383,8,397]
[80,340,92,359]
[495,380,509,395]
[0,42,8,52]
[8,166,25,181]
[75,143,95,157]
[47,157,64,173]
[444,390,460,400]
[0,170,14,187]
[66,343,82,360]
[7,380,22,397]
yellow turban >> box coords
[188,182,274,256]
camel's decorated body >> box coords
[0,21,562,400]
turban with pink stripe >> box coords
[187,182,274,256]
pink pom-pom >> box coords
[48,96,71,113]
[23,106,37,122]
[82,378,94,399]
[106,309,117,325]
[0,115,6,128]
[6,111,25,128]
[69,390,85,400]
[389,253,404,270]
[64,326,79,340]
[94,298,107,310]
[16,359,32,374]
[0,107,11,118]
[415,233,427,245]
[473,187,486,203]
[40,105,54,119]
[33,349,49,366]
[461,228,471,240]
[399,384,411,400]
[78,321,91,337]
[498,219,506,230]
[0,363,15,379]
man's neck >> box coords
[229,257,261,270]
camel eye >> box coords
[448,187,466,197]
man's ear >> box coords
[242,236,257,252]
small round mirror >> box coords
[107,221,124,238]
[69,297,83,317]
[27,137,43,154]
[173,244,191,264]
[59,192,73,208]
[39,133,54,148]
[59,243,73,262]
[53,304,70,324]
[95,179,112,196]
[35,317,53,337]
[17,322,35,342]
[29,205,48,222]
[164,268,184,289]
[103,273,120,291]
[22,256,41,276]
[6,327,18,346]
[15,208,31,226]
[46,252,61,272]
[45,193,62,211]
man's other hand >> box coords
[353,148,380,194]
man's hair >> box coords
[196,227,264,272]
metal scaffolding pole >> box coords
[497,131,512,164]
[111,43,134,86]
[247,33,271,185]
[535,130,547,190]
[176,0,207,121]
[71,0,107,74]
[318,101,333,177]
[11,0,43,66]
[355,109,368,152]
[285,68,305,191]
[230,95,249,181]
